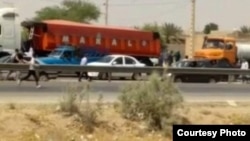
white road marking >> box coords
[226,100,237,107]
[217,82,242,85]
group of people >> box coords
[159,50,183,67]
[6,48,41,88]
[4,49,91,88]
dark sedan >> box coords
[172,59,235,83]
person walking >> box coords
[174,51,181,62]
[17,53,41,88]
[240,59,249,83]
[167,50,174,66]
[6,49,24,80]
[78,54,90,82]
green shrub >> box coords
[119,73,189,135]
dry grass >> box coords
[58,83,103,133]
[0,102,249,141]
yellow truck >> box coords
[193,36,249,66]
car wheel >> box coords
[174,78,182,83]
[98,73,108,80]
[132,73,141,80]
[209,78,217,83]
[39,73,49,81]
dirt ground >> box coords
[0,102,250,141]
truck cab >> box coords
[36,45,106,65]
[194,37,237,65]
[36,46,81,65]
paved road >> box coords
[0,80,250,103]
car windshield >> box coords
[203,39,225,49]
[35,60,40,65]
[49,50,62,57]
[96,56,114,63]
[0,56,10,63]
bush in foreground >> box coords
[119,73,189,136]
[59,83,103,133]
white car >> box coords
[87,55,146,80]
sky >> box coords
[1,0,250,32]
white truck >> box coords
[0,7,21,57]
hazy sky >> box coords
[1,0,250,31]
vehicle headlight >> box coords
[167,73,172,77]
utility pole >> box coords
[104,0,109,25]
[189,0,196,57]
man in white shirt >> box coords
[240,59,249,83]
[25,46,34,57]
[17,53,41,88]
[78,54,90,82]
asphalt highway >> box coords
[0,80,250,103]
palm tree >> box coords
[203,23,219,34]
[140,22,160,32]
[160,23,183,44]
[136,22,183,48]
[139,22,166,48]
[240,26,250,34]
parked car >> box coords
[172,59,235,83]
[0,55,58,81]
[87,54,146,80]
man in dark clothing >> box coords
[167,51,174,66]
[174,51,181,62]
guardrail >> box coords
[0,63,247,82]
[0,64,164,73]
[0,63,247,74]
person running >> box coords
[6,49,24,80]
[17,53,41,88]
